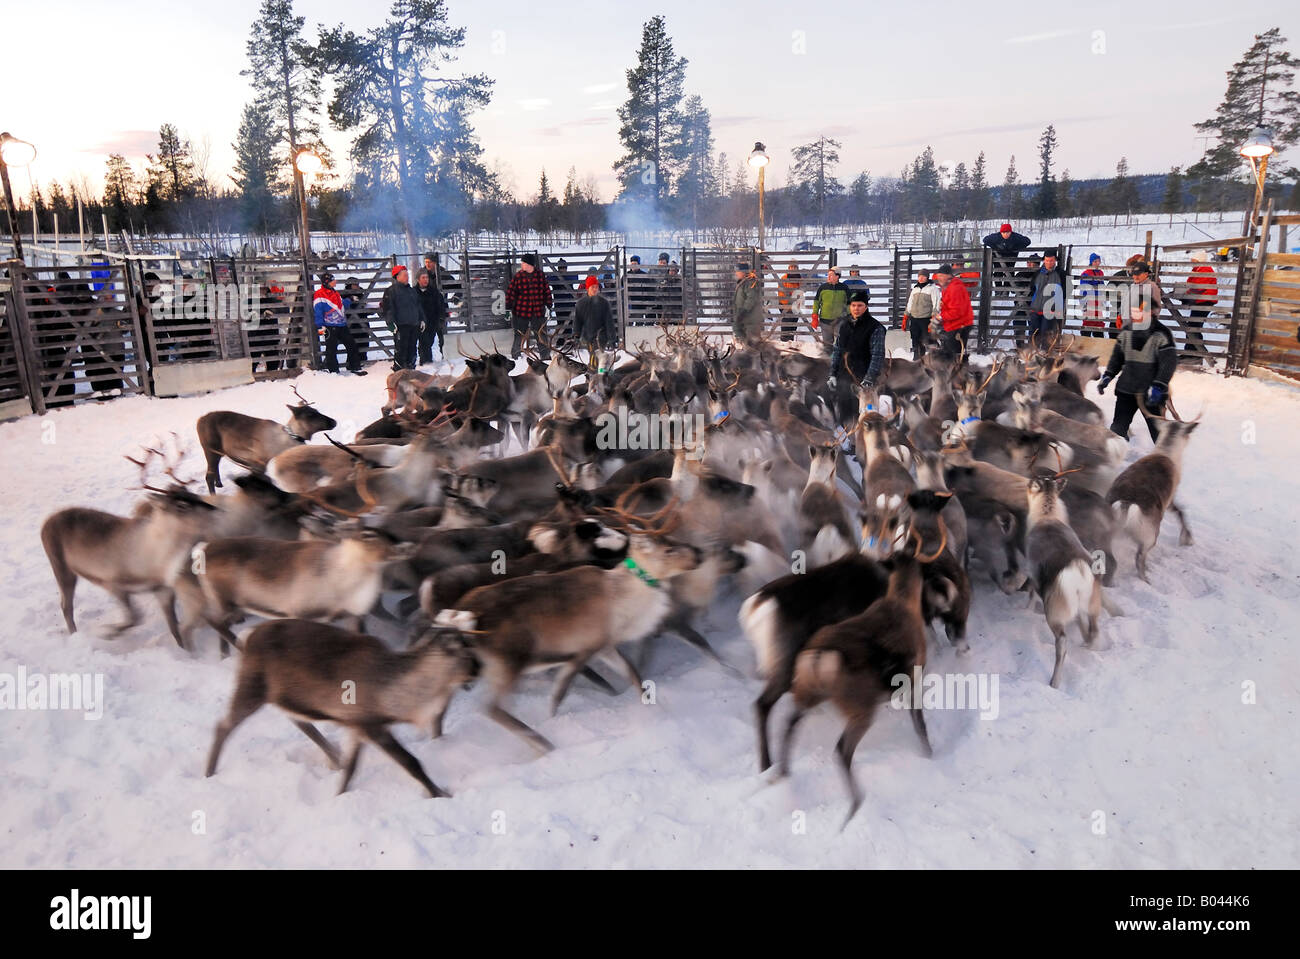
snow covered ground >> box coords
[1,354,1298,868]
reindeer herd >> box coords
[37,329,1201,822]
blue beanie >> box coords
[1088,253,1101,264]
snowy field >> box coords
[1,352,1298,869]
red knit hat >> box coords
[391,264,407,278]
[1000,223,1012,233]
[584,275,599,288]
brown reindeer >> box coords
[196,386,337,493]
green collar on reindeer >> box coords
[283,426,307,442]
[622,556,661,589]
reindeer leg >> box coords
[157,589,184,649]
[666,615,740,677]
[56,575,78,634]
[1171,503,1194,546]
[204,449,223,493]
[777,707,806,779]
[489,701,554,754]
[609,647,645,695]
[337,735,364,793]
[579,666,618,696]
[205,683,265,778]
[1049,624,1068,689]
[108,590,140,636]
[363,724,448,798]
[910,691,933,757]
[754,659,795,773]
[836,714,874,830]
[293,721,341,769]
[548,655,593,716]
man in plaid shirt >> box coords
[506,253,553,359]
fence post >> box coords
[1240,200,1274,374]
[4,261,46,414]
[977,246,993,351]
[890,245,901,327]
[461,248,473,333]
[1226,241,1252,375]
[301,255,319,370]
[120,259,154,396]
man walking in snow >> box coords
[1098,260,1178,443]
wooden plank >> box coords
[1259,283,1300,303]
[1264,252,1300,267]
[1161,237,1251,253]
[1257,213,1300,226]
[1250,332,1300,352]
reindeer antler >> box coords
[290,383,311,407]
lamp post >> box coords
[293,146,322,259]
[0,131,37,263]
[748,141,769,252]
[1239,127,1274,238]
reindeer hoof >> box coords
[1179,531,1194,547]
[955,642,971,656]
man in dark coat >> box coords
[983,222,1032,291]
[827,290,886,400]
[379,264,423,370]
[1098,261,1178,443]
[415,268,448,364]
[505,252,553,359]
[1027,250,1071,348]
[575,275,617,360]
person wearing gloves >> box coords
[827,291,886,414]
[931,265,974,361]
[1028,250,1071,347]
[314,272,366,375]
[1098,260,1178,443]
[415,268,448,365]
[379,264,423,371]
[902,268,941,360]
[505,253,553,359]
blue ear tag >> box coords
[714,410,729,421]
[866,404,874,411]
[867,536,877,547]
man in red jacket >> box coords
[1179,250,1218,356]
[931,264,974,361]
[505,253,553,359]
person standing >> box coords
[983,222,1032,291]
[931,265,974,360]
[379,264,423,371]
[827,290,886,412]
[1098,260,1177,443]
[314,272,366,375]
[506,253,553,359]
[810,265,851,354]
[732,262,765,346]
[1028,250,1071,348]
[902,268,941,360]
[1078,253,1108,338]
[1176,250,1217,355]
[575,275,617,360]
[415,268,448,364]
[778,262,802,341]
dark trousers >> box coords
[939,324,971,361]
[322,325,363,372]
[910,322,930,360]
[779,310,797,341]
[511,313,550,359]
[418,322,445,364]
[1185,307,1210,354]
[1028,313,1060,348]
[1110,391,1161,443]
[394,325,420,370]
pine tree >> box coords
[103,154,138,230]
[850,171,872,222]
[950,161,970,220]
[1002,155,1021,218]
[790,135,843,231]
[1162,165,1186,213]
[1034,124,1059,218]
[230,100,286,233]
[318,0,493,248]
[1056,169,1074,218]
[614,15,689,206]
[970,151,990,219]
[243,0,329,170]
[1190,27,1300,184]
[675,94,715,228]
[533,168,560,234]
[146,124,197,204]
[905,146,941,221]
[1108,157,1140,214]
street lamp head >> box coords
[0,132,37,167]
[748,142,769,169]
[1239,127,1274,159]
[294,148,323,174]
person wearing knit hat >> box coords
[1079,254,1108,338]
[506,253,553,359]
[314,273,366,374]
[732,262,765,346]
[983,222,1032,294]
[828,287,886,400]
[575,273,616,357]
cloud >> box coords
[582,83,619,94]
[873,114,1119,150]
[712,114,762,129]
[517,98,552,111]
[85,130,158,157]
[588,101,617,112]
[536,117,613,137]
[1005,28,1079,44]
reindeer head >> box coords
[858,493,910,561]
